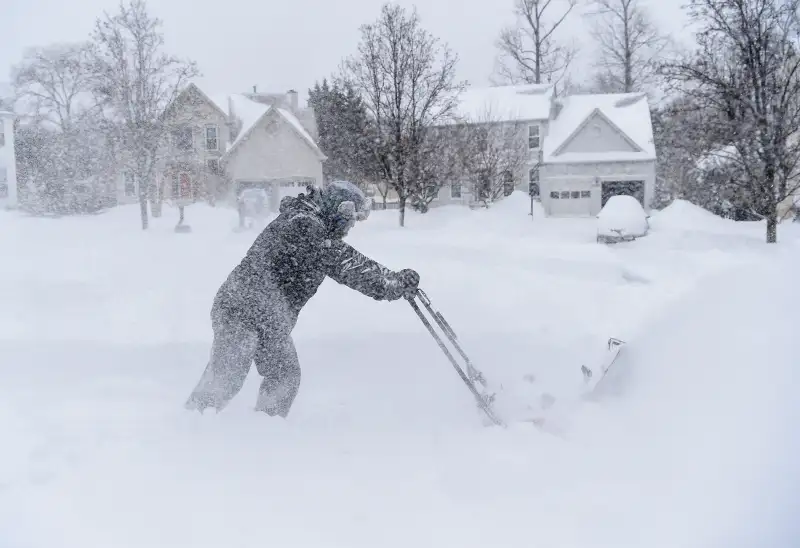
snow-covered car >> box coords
[596,195,650,244]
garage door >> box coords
[548,189,592,216]
[601,180,645,207]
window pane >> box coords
[528,125,540,148]
[206,126,218,150]
[550,191,559,199]
[571,191,580,199]
[581,190,591,198]
[560,191,570,199]
[529,183,539,197]
[529,167,539,183]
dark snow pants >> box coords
[185,300,301,417]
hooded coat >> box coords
[213,189,406,329]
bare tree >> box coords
[11,42,119,213]
[407,125,467,211]
[660,0,800,243]
[458,107,531,204]
[586,0,671,93]
[341,3,465,227]
[89,0,199,229]
[494,0,578,86]
[12,43,95,131]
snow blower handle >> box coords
[410,290,486,386]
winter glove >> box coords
[383,268,420,301]
[397,268,420,298]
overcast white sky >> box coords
[2,0,693,102]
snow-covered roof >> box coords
[205,91,322,158]
[542,93,655,164]
[276,107,317,152]
[452,83,555,123]
[224,93,271,151]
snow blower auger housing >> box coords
[406,289,505,427]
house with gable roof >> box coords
[116,83,326,212]
[437,84,656,217]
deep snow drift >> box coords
[0,194,798,547]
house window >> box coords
[124,171,136,197]
[581,190,591,198]
[205,126,218,150]
[571,191,580,199]
[502,171,514,196]
[550,191,560,199]
[173,127,192,150]
[451,182,462,199]
[560,191,570,199]
[528,125,540,149]
[207,158,220,174]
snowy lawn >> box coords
[0,193,798,547]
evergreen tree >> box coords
[308,79,379,188]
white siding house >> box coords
[439,84,656,217]
[436,83,554,208]
[0,110,18,208]
[117,83,326,212]
[541,93,656,217]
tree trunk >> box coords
[399,196,406,227]
[150,181,163,217]
[766,212,778,243]
[138,192,149,230]
[178,205,185,224]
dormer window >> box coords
[528,125,540,149]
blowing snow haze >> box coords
[0,0,798,547]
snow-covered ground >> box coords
[1,193,798,547]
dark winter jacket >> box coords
[214,192,405,328]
